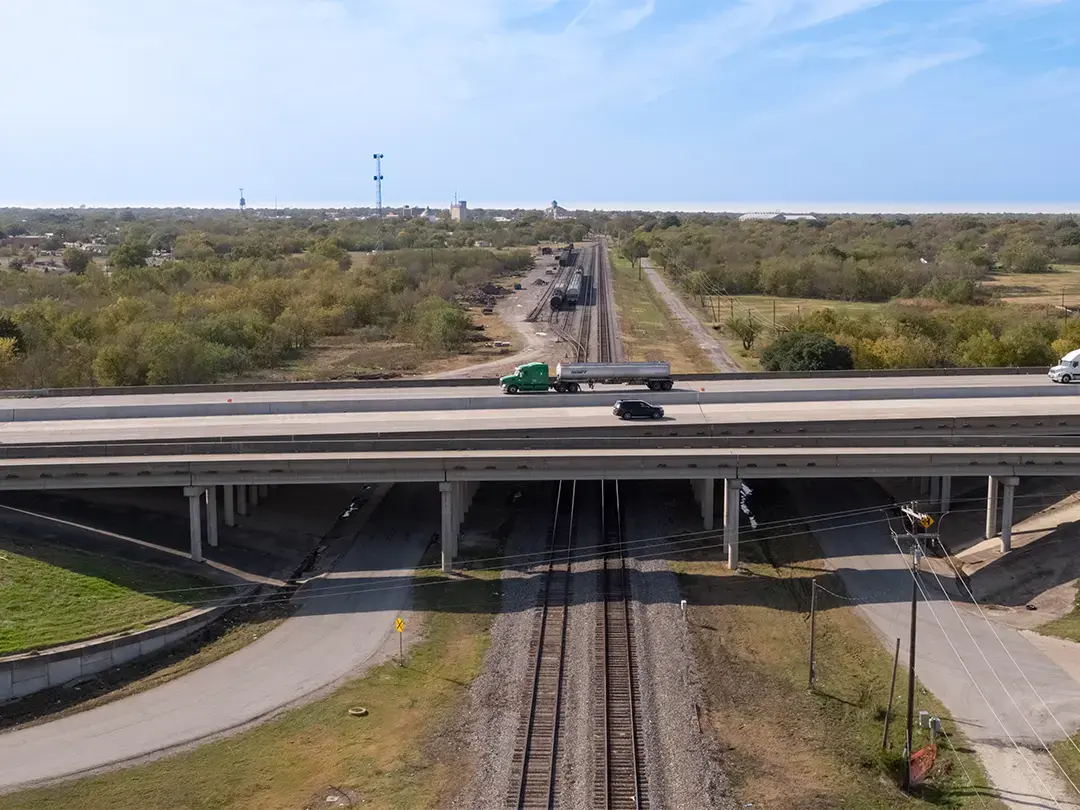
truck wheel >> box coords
[553,383,565,393]
[506,385,519,394]
[1064,375,1073,384]
[661,380,673,391]
[569,383,580,393]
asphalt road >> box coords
[0,484,434,793]
[0,374,1066,423]
[795,479,1080,809]
[0,395,1077,446]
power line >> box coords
[890,534,1067,807]
[920,560,1080,797]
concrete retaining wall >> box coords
[0,588,251,703]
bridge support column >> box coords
[440,482,454,573]
[930,476,940,506]
[237,484,248,517]
[258,484,268,498]
[701,479,715,531]
[205,487,219,548]
[249,485,259,508]
[1000,476,1019,553]
[986,476,999,540]
[184,486,205,563]
[223,484,236,527]
[724,478,741,570]
[940,476,952,513]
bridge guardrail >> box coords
[0,366,1049,400]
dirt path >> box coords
[425,255,561,381]
[639,259,740,372]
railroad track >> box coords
[576,246,594,363]
[595,238,622,363]
[527,249,576,322]
[593,480,648,809]
[511,480,578,810]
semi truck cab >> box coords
[500,362,552,394]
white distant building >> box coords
[738,212,818,222]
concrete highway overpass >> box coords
[0,371,1075,570]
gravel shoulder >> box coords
[639,259,740,372]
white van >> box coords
[1048,348,1080,383]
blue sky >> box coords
[3,0,1079,210]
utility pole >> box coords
[894,503,935,792]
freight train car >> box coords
[565,269,585,306]
[549,280,569,310]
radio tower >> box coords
[373,154,384,217]
[239,188,246,214]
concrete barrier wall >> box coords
[0,366,1048,400]
[0,589,251,703]
[0,380,1072,424]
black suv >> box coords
[613,399,664,420]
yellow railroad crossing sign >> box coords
[395,617,405,633]
[920,515,935,529]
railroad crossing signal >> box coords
[395,617,405,664]
[395,617,405,633]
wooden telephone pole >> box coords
[893,504,937,792]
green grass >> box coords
[985,263,1080,304]
[1051,733,1080,798]
[0,556,500,810]
[610,254,716,373]
[1036,581,1080,642]
[0,538,216,655]
[676,486,1004,808]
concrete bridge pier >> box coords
[986,475,999,540]
[690,479,715,531]
[724,478,742,570]
[205,487,219,548]
[237,483,248,517]
[940,475,952,513]
[249,485,260,508]
[223,484,236,527]
[1000,476,1019,552]
[184,486,205,563]
[985,475,1020,552]
[440,481,478,571]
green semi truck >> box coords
[499,361,673,394]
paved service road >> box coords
[795,480,1080,809]
[639,258,740,372]
[0,485,432,793]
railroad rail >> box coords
[576,245,595,362]
[511,480,578,810]
[594,480,648,809]
[527,248,577,322]
[595,240,617,363]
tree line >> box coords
[606,213,1080,370]
[0,220,534,388]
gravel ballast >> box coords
[624,481,734,810]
